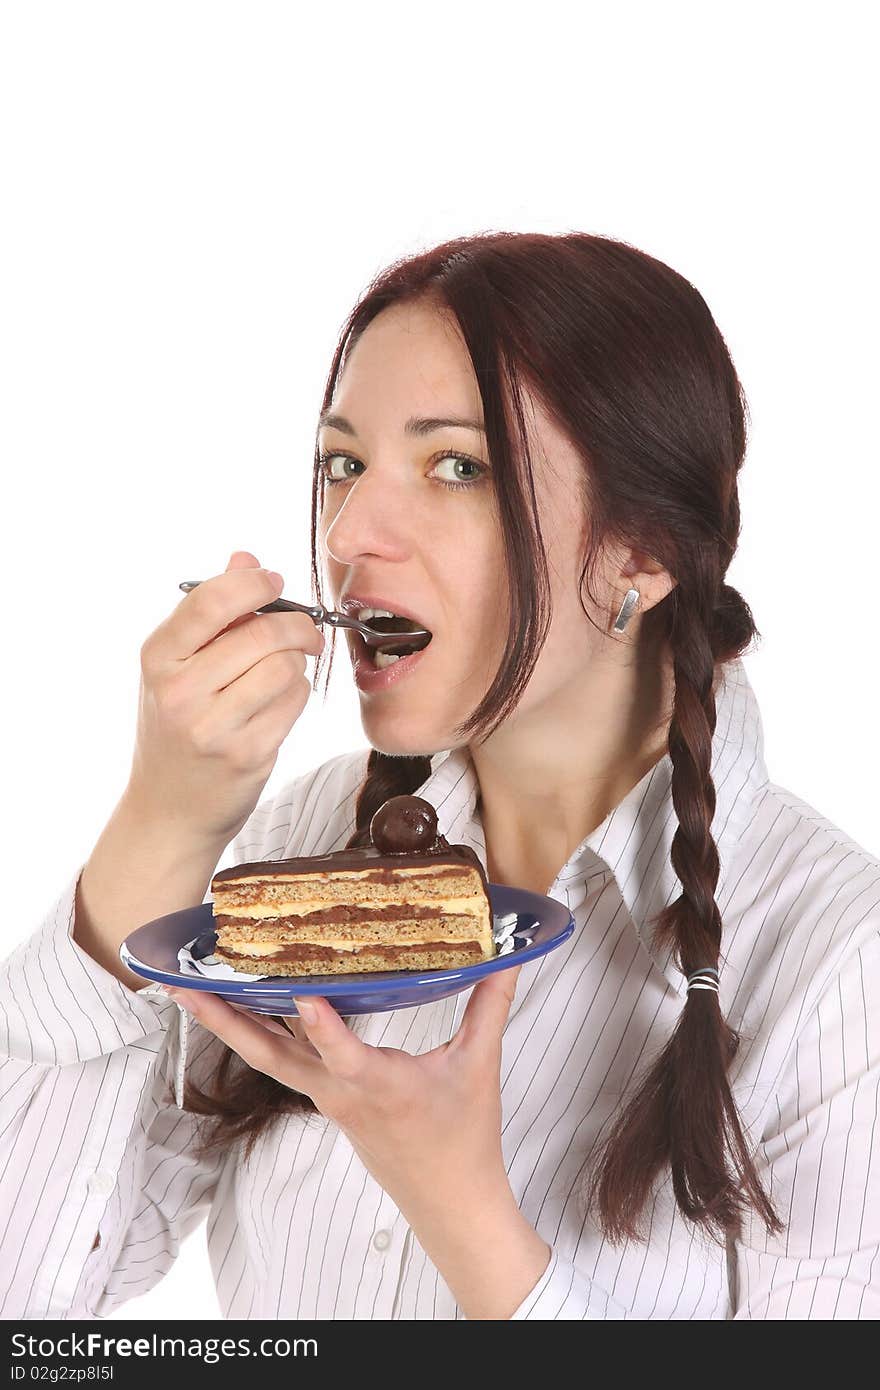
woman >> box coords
[2,232,878,1320]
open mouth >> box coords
[365,614,432,657]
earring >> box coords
[612,587,640,632]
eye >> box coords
[430,454,487,490]
[316,451,364,484]
[316,450,489,493]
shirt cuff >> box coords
[509,1246,629,1319]
[0,867,179,1066]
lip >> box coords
[350,628,432,693]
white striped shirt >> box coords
[2,655,879,1320]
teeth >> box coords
[356,606,396,622]
[373,650,405,670]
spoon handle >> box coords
[178,580,328,623]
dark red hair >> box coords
[183,230,783,1246]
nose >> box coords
[321,469,414,568]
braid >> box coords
[662,604,724,968]
[587,585,783,1244]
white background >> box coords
[1,1,877,1321]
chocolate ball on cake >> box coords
[370,795,439,854]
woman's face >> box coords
[317,297,612,756]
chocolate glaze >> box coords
[212,793,490,897]
[212,846,484,886]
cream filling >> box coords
[214,937,483,958]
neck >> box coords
[468,638,676,892]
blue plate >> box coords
[119,884,575,1016]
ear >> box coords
[620,547,678,609]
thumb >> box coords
[226,549,263,572]
[457,964,522,1049]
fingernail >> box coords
[293,997,317,1024]
[267,571,284,591]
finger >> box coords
[154,564,286,664]
[200,610,324,695]
[455,965,522,1048]
[225,1002,318,1048]
[165,987,323,1086]
[291,996,370,1081]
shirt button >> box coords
[372,1229,391,1251]
[90,1170,115,1197]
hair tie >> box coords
[686,967,720,995]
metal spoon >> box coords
[177,581,432,652]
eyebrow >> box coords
[317,411,486,437]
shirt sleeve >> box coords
[508,1246,628,1319]
[0,867,179,1067]
[729,924,880,1319]
[0,867,228,1318]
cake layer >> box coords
[214,914,484,946]
[214,895,486,928]
[214,939,485,977]
[213,902,479,926]
[212,874,483,915]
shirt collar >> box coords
[415,656,769,992]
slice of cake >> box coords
[209,794,496,977]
